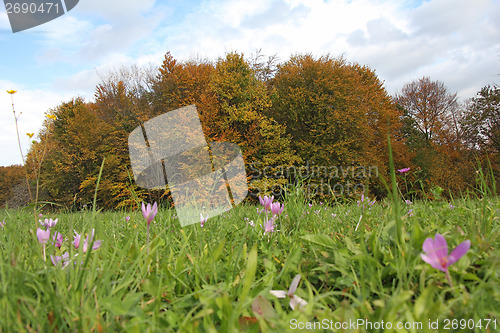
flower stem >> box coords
[10,94,34,214]
[147,223,150,255]
[445,270,453,288]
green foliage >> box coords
[270,54,405,200]
[206,52,301,197]
[461,84,500,154]
[0,192,498,331]
[8,52,498,209]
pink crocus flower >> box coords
[0,220,5,228]
[142,202,158,254]
[358,195,376,209]
[73,231,81,249]
[36,227,51,262]
[39,218,58,229]
[421,233,471,287]
[258,195,274,211]
[125,216,131,222]
[357,194,365,207]
[36,228,50,244]
[82,229,102,252]
[73,229,102,252]
[270,202,284,216]
[52,231,63,248]
[270,274,308,310]
[397,167,411,174]
[51,252,70,267]
[141,202,158,225]
[200,214,208,227]
[261,216,277,235]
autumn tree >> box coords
[80,65,167,209]
[38,98,109,207]
[247,49,280,83]
[151,52,215,114]
[269,54,405,198]
[459,84,500,193]
[150,52,300,197]
[0,165,25,208]
[461,84,500,154]
[206,52,301,196]
[395,77,479,197]
[396,77,460,144]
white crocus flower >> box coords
[270,274,308,310]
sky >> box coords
[0,0,499,167]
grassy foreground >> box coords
[0,192,499,332]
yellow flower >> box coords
[46,114,56,120]
[6,90,17,94]
[26,133,34,138]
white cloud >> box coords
[31,0,168,65]
[74,0,158,21]
[409,0,490,37]
[51,67,100,96]
[0,10,10,30]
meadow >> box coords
[0,182,499,332]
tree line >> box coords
[1,51,498,209]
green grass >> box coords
[0,193,499,332]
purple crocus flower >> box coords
[125,216,131,222]
[141,202,158,225]
[357,194,365,207]
[397,167,411,174]
[270,202,284,216]
[73,231,81,249]
[52,231,63,248]
[0,220,5,228]
[51,252,70,267]
[421,233,470,287]
[142,202,158,254]
[258,196,274,211]
[39,218,58,229]
[73,229,102,252]
[37,227,51,262]
[36,228,50,244]
[82,229,102,252]
[261,216,277,235]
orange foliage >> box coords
[0,165,25,208]
[25,52,492,209]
